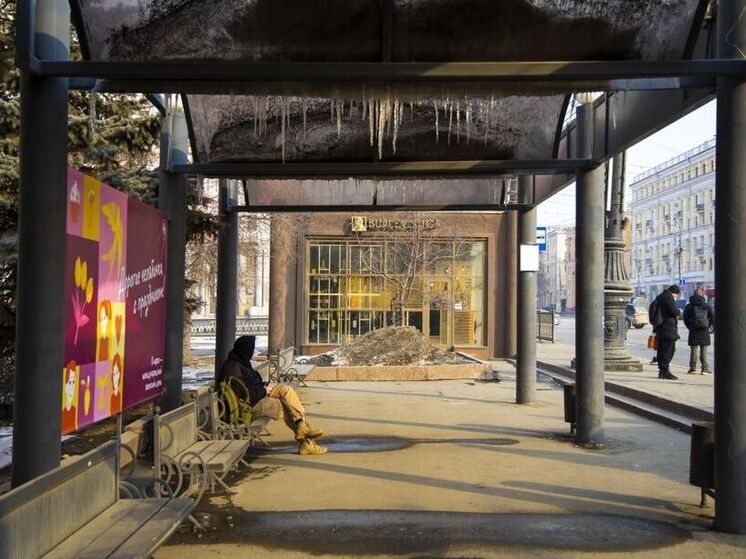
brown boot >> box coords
[294,420,324,441]
[298,439,328,456]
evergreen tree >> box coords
[0,1,217,400]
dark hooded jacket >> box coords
[683,295,714,346]
[653,290,680,341]
[216,336,267,406]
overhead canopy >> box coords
[73,1,708,167]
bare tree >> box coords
[353,212,468,328]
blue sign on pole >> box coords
[536,226,547,252]
[679,278,686,287]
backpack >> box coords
[648,299,663,328]
[218,376,253,426]
[691,305,709,330]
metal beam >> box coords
[714,0,746,535]
[517,176,537,405]
[174,159,590,178]
[12,0,69,487]
[34,60,746,89]
[233,204,522,213]
[214,179,239,380]
[574,102,606,449]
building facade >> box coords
[629,139,716,300]
[271,212,517,360]
[538,227,568,312]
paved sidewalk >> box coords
[158,378,745,558]
[537,342,714,413]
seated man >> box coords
[217,335,327,455]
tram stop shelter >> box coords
[10,0,746,538]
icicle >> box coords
[466,100,471,145]
[302,98,307,141]
[377,99,386,160]
[362,98,368,121]
[253,97,258,137]
[434,100,439,143]
[456,100,461,144]
[409,101,414,121]
[280,96,286,164]
[484,99,490,147]
[264,97,270,137]
[392,99,399,154]
[448,100,453,145]
[331,99,335,124]
[336,99,342,138]
[368,100,375,147]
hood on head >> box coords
[232,335,256,360]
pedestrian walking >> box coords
[649,285,682,380]
[683,288,714,375]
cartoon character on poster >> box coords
[82,176,100,241]
[77,363,96,429]
[94,361,111,422]
[61,360,79,434]
[97,300,112,361]
[110,354,123,414]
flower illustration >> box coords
[72,257,94,345]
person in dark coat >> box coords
[217,335,327,455]
[683,288,714,375]
[653,285,682,380]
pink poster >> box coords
[62,169,168,434]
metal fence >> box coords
[537,311,555,342]
[190,317,269,337]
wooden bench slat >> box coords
[175,440,250,472]
[109,498,194,559]
[44,499,169,559]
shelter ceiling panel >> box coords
[243,178,514,210]
[78,1,702,63]
[187,94,564,164]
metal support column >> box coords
[714,0,746,534]
[268,223,289,354]
[574,102,606,448]
[158,102,188,413]
[215,180,239,377]
[604,153,642,371]
[12,0,70,487]
[517,175,537,404]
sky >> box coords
[536,99,717,228]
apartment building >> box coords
[629,139,716,300]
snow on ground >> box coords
[0,426,11,470]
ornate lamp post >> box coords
[604,153,643,371]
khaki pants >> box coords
[689,345,709,372]
[251,384,306,432]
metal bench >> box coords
[154,402,251,493]
[0,441,194,559]
[201,389,273,446]
[276,346,315,386]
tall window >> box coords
[306,239,487,346]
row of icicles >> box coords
[236,96,504,162]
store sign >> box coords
[350,216,440,233]
[62,168,168,435]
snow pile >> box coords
[311,326,468,367]
[0,426,11,470]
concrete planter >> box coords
[307,363,492,382]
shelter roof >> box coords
[72,0,711,192]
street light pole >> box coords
[603,152,642,372]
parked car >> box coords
[625,304,648,329]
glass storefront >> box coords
[306,239,486,347]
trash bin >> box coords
[563,383,576,426]
[689,421,714,490]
